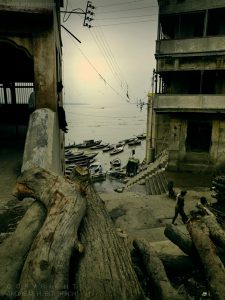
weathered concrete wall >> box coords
[22,108,63,174]
[154,95,225,112]
[157,56,225,72]
[154,114,170,155]
[159,0,225,14]
[33,29,57,111]
[156,115,225,172]
[211,120,225,167]
[156,37,225,56]
[165,118,186,171]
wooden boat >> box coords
[116,140,126,147]
[102,145,114,152]
[75,139,102,149]
[89,162,103,174]
[65,151,84,158]
[65,152,98,164]
[90,143,109,150]
[128,138,141,146]
[110,158,121,167]
[136,133,146,139]
[110,146,124,155]
[65,142,76,149]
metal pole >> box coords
[146,70,155,163]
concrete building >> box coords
[0,0,65,174]
[152,0,225,173]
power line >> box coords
[96,5,157,14]
[91,25,129,93]
[93,19,156,27]
[89,28,122,86]
[68,35,131,103]
[95,13,157,20]
[95,0,149,8]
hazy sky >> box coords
[61,0,158,106]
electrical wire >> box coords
[93,19,156,27]
[95,0,149,8]
[96,5,157,14]
[95,13,157,20]
[89,29,122,87]
[68,34,131,103]
[91,25,129,94]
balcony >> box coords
[0,0,56,30]
[154,94,225,113]
[156,36,225,57]
[159,0,225,15]
[0,1,55,12]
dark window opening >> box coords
[186,121,212,152]
[160,12,204,39]
[207,8,225,36]
[159,70,225,94]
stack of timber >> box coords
[0,166,144,299]
[131,207,225,300]
[2,166,225,299]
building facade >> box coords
[153,0,225,172]
[0,0,65,174]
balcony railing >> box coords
[156,36,225,57]
[154,94,225,112]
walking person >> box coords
[172,190,188,224]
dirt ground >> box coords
[100,185,213,244]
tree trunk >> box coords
[0,201,46,298]
[202,215,225,249]
[70,172,144,300]
[13,167,86,300]
[157,252,196,274]
[133,239,182,300]
[187,220,225,300]
[164,224,195,256]
[149,241,196,274]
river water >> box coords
[64,102,147,190]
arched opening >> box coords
[0,40,34,139]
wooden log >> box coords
[149,241,196,274]
[13,167,86,300]
[157,252,195,274]
[70,168,145,300]
[0,201,46,298]
[202,215,225,249]
[164,224,196,257]
[187,220,225,300]
[133,239,182,300]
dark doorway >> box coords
[186,121,212,152]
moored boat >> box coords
[90,143,109,150]
[75,139,102,149]
[128,138,141,146]
[110,146,124,155]
[136,133,146,139]
[110,157,121,167]
[102,144,114,152]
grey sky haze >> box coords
[61,0,158,106]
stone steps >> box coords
[125,150,169,195]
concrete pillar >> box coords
[33,29,57,111]
[22,108,62,174]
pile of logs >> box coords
[132,214,225,299]
[212,175,225,205]
[1,165,225,299]
[0,166,144,299]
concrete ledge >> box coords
[22,108,61,174]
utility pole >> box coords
[83,1,95,28]
[60,1,95,28]
[146,69,156,164]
